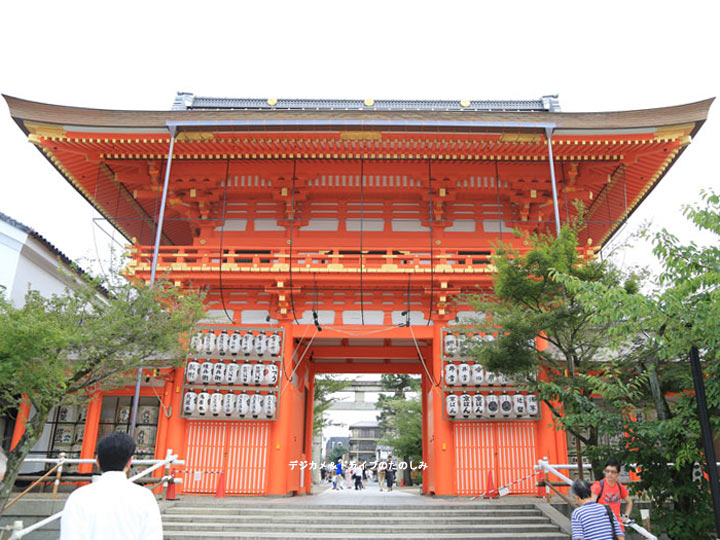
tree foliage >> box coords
[312,375,350,436]
[551,190,720,539]
[0,272,204,512]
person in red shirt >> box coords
[591,460,633,529]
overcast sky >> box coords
[1,1,718,277]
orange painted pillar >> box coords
[153,376,174,461]
[303,371,315,494]
[79,394,103,473]
[421,374,432,495]
[165,367,187,462]
[266,323,294,495]
[429,323,456,495]
[10,398,31,450]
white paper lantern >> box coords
[236,393,250,416]
[444,363,458,386]
[513,394,526,416]
[183,392,197,414]
[458,363,471,386]
[255,333,267,356]
[268,334,282,356]
[497,373,511,386]
[229,332,241,354]
[499,394,513,416]
[202,332,217,355]
[485,394,499,416]
[250,394,264,417]
[58,405,77,423]
[190,332,204,353]
[217,331,230,355]
[483,333,495,342]
[241,332,254,355]
[225,363,240,385]
[240,363,252,385]
[459,393,473,418]
[210,393,223,415]
[472,394,485,416]
[185,361,200,383]
[222,393,237,416]
[196,392,211,415]
[526,395,539,416]
[138,406,158,425]
[212,363,226,385]
[252,364,265,385]
[485,372,497,385]
[264,364,279,386]
[200,362,213,384]
[471,364,485,385]
[263,394,277,417]
[444,333,458,356]
[445,394,459,417]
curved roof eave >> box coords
[3,95,714,136]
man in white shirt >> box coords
[60,432,163,540]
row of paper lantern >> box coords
[444,363,514,386]
[186,361,279,386]
[183,391,277,418]
[445,393,539,419]
[190,331,282,357]
[443,333,494,357]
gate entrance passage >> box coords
[4,93,710,496]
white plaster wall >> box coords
[0,220,26,295]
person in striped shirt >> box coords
[571,479,625,540]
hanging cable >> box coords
[427,160,434,325]
[288,159,299,324]
[359,159,365,325]
[280,328,318,395]
[399,273,411,327]
[561,162,571,223]
[217,158,233,323]
[409,325,441,389]
[494,161,503,242]
[313,273,322,332]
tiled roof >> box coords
[0,210,77,269]
[172,93,562,112]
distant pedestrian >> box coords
[386,455,397,491]
[353,462,363,490]
[345,461,353,489]
[333,459,344,490]
[571,479,624,540]
[377,459,386,491]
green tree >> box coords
[313,375,350,435]
[378,397,422,482]
[0,274,204,512]
[376,374,421,485]
[552,190,720,539]
[466,222,630,473]
[327,443,348,465]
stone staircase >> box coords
[161,501,571,539]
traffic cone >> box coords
[165,477,178,500]
[215,471,226,498]
[485,471,498,499]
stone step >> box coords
[163,522,561,534]
[164,506,541,516]
[164,532,569,540]
[162,515,549,525]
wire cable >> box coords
[217,158,233,323]
[409,325,441,389]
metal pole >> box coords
[129,126,177,437]
[545,127,562,236]
[689,345,720,537]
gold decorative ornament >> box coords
[460,100,471,108]
[267,98,278,106]
[363,99,375,107]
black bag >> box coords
[605,505,618,540]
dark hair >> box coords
[571,479,593,499]
[96,432,136,472]
[604,460,622,472]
